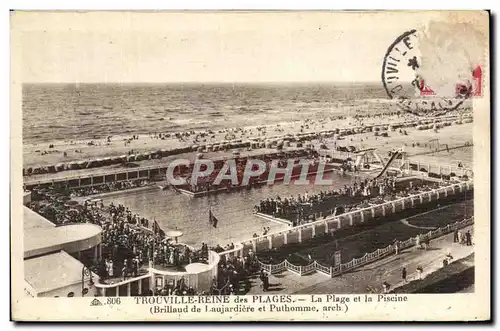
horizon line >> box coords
[22,80,385,85]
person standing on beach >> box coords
[416,266,423,280]
[424,236,430,250]
[401,267,407,283]
[465,230,472,246]
[453,229,459,243]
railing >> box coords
[407,161,473,177]
[94,250,220,295]
[94,273,150,290]
[314,261,332,276]
[216,243,244,260]
[243,180,472,252]
[256,216,474,278]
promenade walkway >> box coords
[246,227,474,294]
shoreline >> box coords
[23,111,471,168]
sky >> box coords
[11,11,483,83]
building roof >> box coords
[24,251,95,295]
[24,223,102,259]
[23,206,55,231]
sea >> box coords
[22,82,389,245]
[22,83,388,144]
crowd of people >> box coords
[453,229,473,246]
[26,184,212,282]
[153,276,199,296]
[67,179,153,198]
[214,250,261,295]
[99,202,209,280]
[255,176,431,225]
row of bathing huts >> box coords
[23,153,472,195]
[23,114,471,177]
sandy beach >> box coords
[23,110,471,169]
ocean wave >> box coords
[22,83,386,143]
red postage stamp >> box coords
[419,65,483,97]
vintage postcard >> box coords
[10,10,490,321]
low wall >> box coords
[149,250,219,294]
[407,161,472,178]
[220,181,472,258]
[94,251,220,296]
[258,217,474,277]
[95,274,151,297]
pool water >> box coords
[101,171,357,247]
